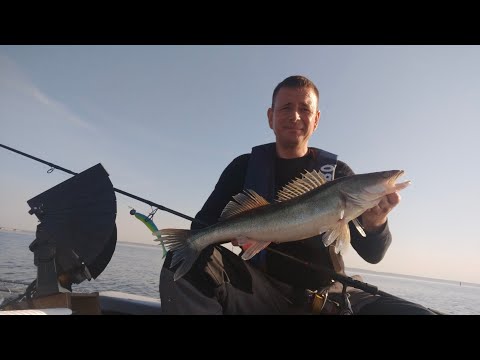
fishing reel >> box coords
[304,283,354,315]
[305,288,330,314]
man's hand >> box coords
[361,192,401,233]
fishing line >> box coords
[116,191,149,216]
[147,208,158,221]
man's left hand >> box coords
[361,192,401,233]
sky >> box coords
[1,45,479,284]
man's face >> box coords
[268,86,320,148]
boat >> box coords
[0,308,73,315]
[1,286,162,315]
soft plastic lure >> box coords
[130,209,167,258]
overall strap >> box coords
[309,147,338,181]
[244,143,277,201]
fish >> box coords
[155,169,411,281]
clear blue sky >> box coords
[1,45,479,284]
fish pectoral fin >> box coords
[322,228,336,247]
[352,218,366,237]
[322,221,351,255]
[241,240,271,261]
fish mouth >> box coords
[388,169,411,190]
[385,170,405,185]
[393,170,404,181]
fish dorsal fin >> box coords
[276,170,328,202]
[220,189,270,220]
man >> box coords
[159,75,435,315]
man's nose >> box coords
[290,110,301,122]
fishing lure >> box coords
[130,209,167,258]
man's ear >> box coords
[314,110,321,130]
[267,107,274,129]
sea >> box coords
[1,230,479,315]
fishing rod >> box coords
[0,143,195,223]
[265,247,392,297]
[1,143,394,298]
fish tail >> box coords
[154,229,202,281]
[153,233,168,259]
[172,245,202,281]
[152,231,169,258]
